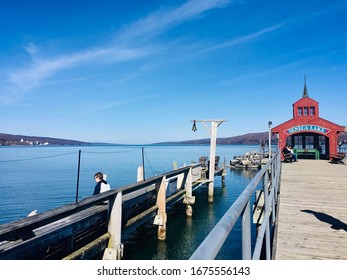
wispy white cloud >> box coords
[8,46,148,91]
[2,0,232,104]
[119,0,231,41]
[201,23,285,53]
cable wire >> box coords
[0,151,78,163]
[143,150,156,177]
[81,147,142,154]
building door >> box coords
[318,135,329,159]
[287,133,329,159]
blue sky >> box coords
[1,0,346,144]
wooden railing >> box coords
[0,163,208,260]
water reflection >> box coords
[230,167,259,179]
[156,240,167,260]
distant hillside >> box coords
[158,131,347,145]
[217,132,273,145]
[158,132,274,145]
[0,133,88,146]
[1,131,346,146]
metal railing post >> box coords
[263,170,271,260]
[75,149,81,204]
[242,201,251,259]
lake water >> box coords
[0,144,265,259]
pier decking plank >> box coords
[274,160,347,259]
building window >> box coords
[310,106,315,115]
[304,107,308,116]
[298,107,303,116]
[305,135,314,149]
[319,136,326,154]
[294,135,303,149]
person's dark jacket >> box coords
[93,180,110,195]
[282,146,290,155]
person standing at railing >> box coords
[93,172,111,195]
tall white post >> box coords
[268,121,272,159]
[192,119,227,203]
[208,121,218,202]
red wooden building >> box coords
[272,82,346,160]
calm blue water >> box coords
[0,144,264,259]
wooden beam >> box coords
[63,233,110,260]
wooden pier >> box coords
[0,162,224,260]
[273,159,347,259]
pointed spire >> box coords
[302,75,309,97]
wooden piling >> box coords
[154,177,167,241]
[183,167,195,217]
[103,191,123,260]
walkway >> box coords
[273,159,347,259]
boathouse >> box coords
[272,82,346,160]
